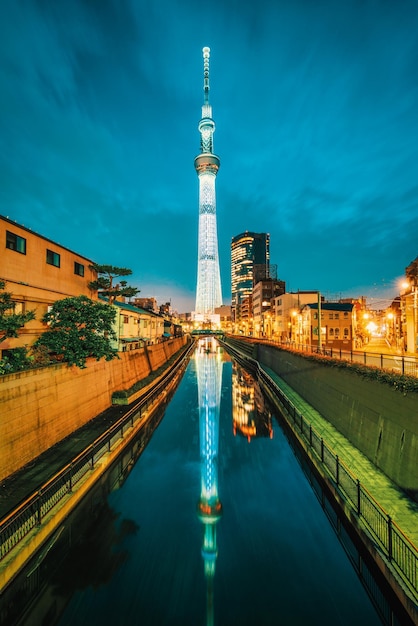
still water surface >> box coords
[56,338,381,625]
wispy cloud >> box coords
[0,0,417,311]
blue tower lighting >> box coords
[194,47,222,319]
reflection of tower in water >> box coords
[196,337,223,626]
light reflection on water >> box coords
[23,338,384,626]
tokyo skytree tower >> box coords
[194,47,222,317]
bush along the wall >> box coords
[276,346,418,395]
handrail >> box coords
[228,335,418,377]
[257,360,418,598]
[220,338,418,600]
[0,341,195,561]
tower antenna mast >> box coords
[194,47,222,320]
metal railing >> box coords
[271,339,417,377]
[257,363,418,599]
[0,341,195,562]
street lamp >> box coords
[261,300,270,338]
[401,280,417,353]
[386,312,394,345]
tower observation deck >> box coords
[194,47,222,320]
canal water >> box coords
[33,338,385,624]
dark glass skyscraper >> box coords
[231,231,270,318]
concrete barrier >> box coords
[0,338,186,482]
[227,338,418,495]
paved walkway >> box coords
[365,336,405,356]
[261,363,418,549]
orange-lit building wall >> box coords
[0,215,97,351]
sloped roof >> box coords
[99,296,162,317]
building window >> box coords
[329,328,334,336]
[344,328,349,338]
[46,249,60,267]
[335,327,340,336]
[74,261,84,276]
[344,311,348,318]
[329,313,334,320]
[13,302,25,315]
[6,231,26,254]
[334,313,339,319]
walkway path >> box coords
[261,363,418,549]
[365,336,402,355]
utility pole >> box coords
[318,291,322,351]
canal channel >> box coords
[2,337,411,625]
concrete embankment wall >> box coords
[0,337,187,482]
[227,338,418,494]
[257,343,418,493]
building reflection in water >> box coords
[195,337,223,626]
[232,363,273,442]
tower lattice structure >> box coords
[194,47,222,316]
[195,337,222,624]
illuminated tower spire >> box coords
[194,47,222,318]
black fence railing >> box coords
[272,339,417,377]
[0,341,195,563]
[256,363,418,600]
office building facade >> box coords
[231,232,270,323]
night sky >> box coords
[1,1,417,313]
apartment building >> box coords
[271,291,320,342]
[252,279,285,338]
[1,215,96,353]
[111,300,165,350]
[1,215,168,356]
[301,302,356,350]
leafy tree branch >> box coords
[34,296,118,368]
[0,279,35,344]
[88,264,140,304]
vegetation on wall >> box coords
[0,280,37,374]
[280,346,418,394]
[34,296,119,369]
[0,279,35,343]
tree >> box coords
[88,264,140,304]
[0,280,35,344]
[34,296,118,368]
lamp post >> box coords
[317,291,322,351]
[386,312,394,346]
[414,285,418,353]
[261,300,270,338]
[291,310,298,345]
[401,280,417,353]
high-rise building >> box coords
[194,47,222,321]
[231,232,270,321]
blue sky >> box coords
[1,0,417,313]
